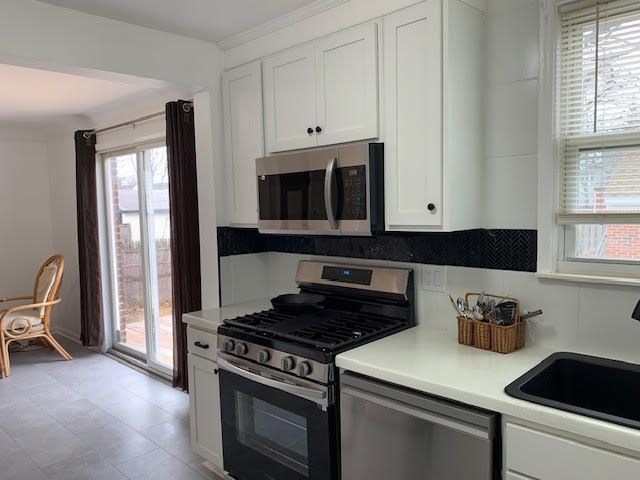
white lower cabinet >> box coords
[188,330,223,471]
[505,422,640,480]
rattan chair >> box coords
[0,255,72,377]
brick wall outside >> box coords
[604,224,640,260]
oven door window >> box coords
[236,393,309,475]
[220,370,335,480]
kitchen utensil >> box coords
[472,304,485,321]
[520,309,543,321]
[495,301,518,325]
[456,297,468,314]
[271,293,326,314]
[477,291,486,308]
[449,294,464,317]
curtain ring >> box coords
[182,102,193,113]
[82,131,93,139]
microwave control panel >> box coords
[339,165,367,220]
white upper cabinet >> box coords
[383,0,484,231]
[263,22,379,153]
[384,0,442,227]
[264,45,317,152]
[222,60,264,226]
[315,22,378,146]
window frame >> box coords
[538,0,640,286]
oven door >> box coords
[218,355,337,480]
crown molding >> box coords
[217,0,350,51]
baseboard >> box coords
[200,461,226,479]
[52,327,82,344]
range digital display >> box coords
[321,266,372,285]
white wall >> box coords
[484,0,539,229]
[43,116,91,337]
[0,0,219,89]
[0,125,55,302]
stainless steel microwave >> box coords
[256,142,384,236]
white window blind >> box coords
[558,0,640,225]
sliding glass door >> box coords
[103,141,173,375]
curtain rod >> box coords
[84,101,193,138]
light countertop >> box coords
[336,325,640,455]
[182,299,272,332]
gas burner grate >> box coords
[224,310,294,331]
[282,311,403,350]
[223,308,405,352]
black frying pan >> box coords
[271,293,326,315]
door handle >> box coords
[324,157,338,230]
[194,341,210,350]
[217,356,329,407]
[341,385,490,440]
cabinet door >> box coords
[384,1,443,228]
[505,423,640,480]
[315,22,379,146]
[188,353,223,469]
[222,61,263,226]
[264,44,317,152]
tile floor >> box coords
[0,338,222,480]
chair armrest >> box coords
[0,299,61,318]
[0,296,33,303]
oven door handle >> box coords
[324,157,338,230]
[217,357,329,407]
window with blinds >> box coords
[557,0,640,263]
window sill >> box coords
[537,271,640,288]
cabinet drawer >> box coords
[505,423,640,480]
[187,327,218,361]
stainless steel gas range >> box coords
[216,260,415,480]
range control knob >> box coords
[258,350,270,364]
[223,339,235,353]
[298,361,312,377]
[235,343,248,356]
[282,356,296,372]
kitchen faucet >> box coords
[633,299,640,321]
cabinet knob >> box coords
[315,126,322,133]
[307,127,314,135]
[427,203,436,212]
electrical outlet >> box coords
[422,265,446,292]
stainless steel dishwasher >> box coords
[340,372,500,480]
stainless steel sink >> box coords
[505,352,640,430]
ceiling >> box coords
[37,0,319,44]
[0,64,157,121]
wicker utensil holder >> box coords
[455,293,526,354]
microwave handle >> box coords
[324,157,338,230]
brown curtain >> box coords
[74,130,104,347]
[166,100,202,391]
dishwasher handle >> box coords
[341,385,490,440]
